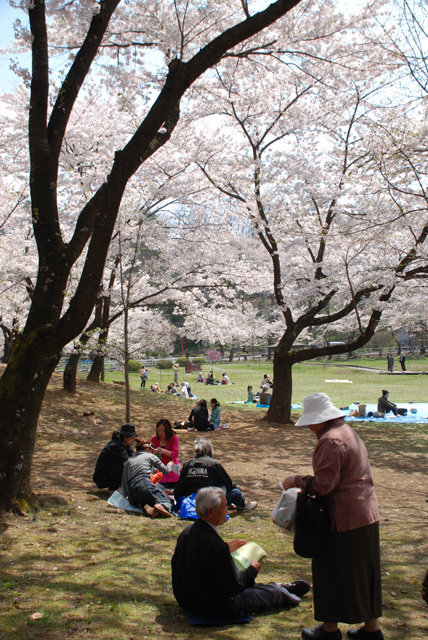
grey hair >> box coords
[196,486,225,518]
[194,437,214,458]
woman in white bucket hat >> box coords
[282,393,382,640]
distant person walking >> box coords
[399,354,406,372]
[386,353,394,373]
[140,366,148,387]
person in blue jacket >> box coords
[210,398,221,428]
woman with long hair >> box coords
[210,398,221,429]
[150,419,180,487]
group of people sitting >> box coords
[93,421,256,517]
[203,371,231,385]
[149,381,197,399]
[173,398,226,431]
[187,398,223,430]
[143,366,235,399]
[245,376,273,405]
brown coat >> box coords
[293,422,379,532]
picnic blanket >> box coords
[345,402,428,423]
[227,401,302,409]
[107,489,146,514]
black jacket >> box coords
[174,454,234,500]
[171,518,257,619]
[188,404,212,431]
[93,437,133,490]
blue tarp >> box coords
[345,403,428,423]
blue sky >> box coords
[0,0,27,92]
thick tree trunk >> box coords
[87,355,104,382]
[0,331,60,511]
[63,352,81,393]
[266,349,294,424]
[123,308,131,422]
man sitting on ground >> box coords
[174,437,257,510]
[377,389,398,416]
[171,486,310,621]
[259,385,272,406]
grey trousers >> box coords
[234,582,300,615]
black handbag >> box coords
[293,477,330,558]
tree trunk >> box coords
[63,352,81,393]
[1,323,17,364]
[123,307,131,422]
[0,332,61,511]
[87,355,104,382]
[266,350,294,424]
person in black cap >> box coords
[93,423,138,491]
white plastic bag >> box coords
[271,486,299,534]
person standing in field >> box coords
[172,361,179,384]
[282,393,382,640]
[140,365,148,387]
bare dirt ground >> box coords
[1,373,428,640]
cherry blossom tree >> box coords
[179,2,428,423]
[0,0,307,510]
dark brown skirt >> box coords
[312,521,382,623]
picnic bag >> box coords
[293,477,330,558]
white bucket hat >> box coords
[296,392,345,427]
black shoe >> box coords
[347,628,383,640]
[284,580,311,598]
[302,625,342,640]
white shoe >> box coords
[238,500,258,510]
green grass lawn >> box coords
[104,357,428,415]
[1,367,428,640]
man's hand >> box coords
[227,538,246,553]
[250,560,262,573]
